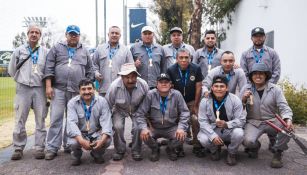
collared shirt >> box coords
[239,82,293,126]
[105,77,149,117]
[44,41,95,92]
[163,42,195,68]
[135,89,190,130]
[130,41,166,88]
[193,46,224,78]
[198,93,246,141]
[240,45,281,84]
[66,95,113,138]
[8,43,48,87]
[93,43,134,93]
[202,65,247,95]
[167,63,203,103]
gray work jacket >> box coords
[163,43,195,68]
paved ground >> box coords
[0,120,306,175]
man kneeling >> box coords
[136,73,190,161]
[67,79,112,166]
[198,75,246,166]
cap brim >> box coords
[118,70,141,76]
[67,30,80,35]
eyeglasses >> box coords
[68,33,80,37]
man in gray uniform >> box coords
[130,25,166,89]
[193,30,224,78]
[93,26,134,96]
[198,75,246,166]
[240,63,293,168]
[8,23,48,160]
[203,51,247,97]
[44,25,94,160]
[163,27,195,68]
[105,63,149,161]
[136,73,190,161]
[67,79,112,166]
[240,27,281,84]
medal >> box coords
[249,95,254,105]
[216,111,220,121]
[109,59,112,67]
[86,121,90,131]
[183,87,186,96]
[33,64,38,74]
[149,59,153,67]
[68,58,72,67]
[208,64,212,73]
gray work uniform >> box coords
[193,47,224,78]
[163,43,195,68]
[8,43,48,151]
[202,66,247,95]
[240,45,281,84]
[135,89,190,150]
[197,93,246,154]
[240,83,292,151]
[67,95,112,160]
[105,77,149,154]
[130,42,166,88]
[44,41,95,153]
[93,43,134,94]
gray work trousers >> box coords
[144,126,182,150]
[243,121,290,151]
[112,112,142,154]
[69,136,111,160]
[198,128,244,154]
[46,88,78,153]
[13,83,48,151]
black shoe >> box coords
[90,152,105,164]
[193,147,206,158]
[226,153,237,166]
[45,151,57,160]
[112,153,124,161]
[175,147,185,157]
[159,139,169,146]
[165,147,177,161]
[11,150,23,160]
[150,148,160,162]
[271,150,283,168]
[128,142,132,148]
[185,137,193,145]
[71,159,81,166]
[34,150,45,159]
[132,152,143,161]
[210,148,221,161]
[64,148,71,154]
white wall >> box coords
[221,0,307,86]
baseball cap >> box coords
[212,75,228,86]
[157,73,171,81]
[251,27,265,36]
[141,26,154,33]
[170,27,183,34]
[118,63,141,76]
[66,25,80,35]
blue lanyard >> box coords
[172,44,183,59]
[145,46,153,59]
[226,73,231,81]
[213,95,227,112]
[81,98,95,121]
[67,47,76,59]
[109,44,119,60]
[177,65,189,87]
[28,47,39,64]
[159,96,168,116]
[252,47,264,63]
[207,48,216,65]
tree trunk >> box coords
[189,0,202,49]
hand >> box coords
[95,73,103,83]
[233,63,240,69]
[135,58,142,68]
[175,129,186,142]
[242,90,252,103]
[46,86,54,100]
[140,128,150,141]
[80,138,92,150]
[285,119,294,131]
[92,139,105,150]
[203,91,210,98]
[212,136,224,146]
[192,106,199,115]
[216,120,227,128]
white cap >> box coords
[141,26,154,33]
[118,63,141,76]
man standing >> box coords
[67,79,112,166]
[93,26,134,96]
[241,63,293,168]
[240,27,281,84]
[198,75,246,166]
[8,23,48,160]
[163,27,195,68]
[105,63,149,161]
[136,73,189,161]
[44,25,94,160]
[193,30,224,78]
[203,51,247,97]
[167,48,204,157]
[130,25,165,89]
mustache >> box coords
[82,93,92,96]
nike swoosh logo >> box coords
[131,23,144,28]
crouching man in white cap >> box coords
[67,79,112,166]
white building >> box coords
[221,0,307,86]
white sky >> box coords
[0,0,153,50]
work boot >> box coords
[71,158,81,166]
[128,142,132,148]
[90,152,105,164]
[150,148,160,162]
[11,150,23,160]
[34,150,45,159]
[112,153,124,161]
[45,151,57,160]
[175,146,185,157]
[270,150,283,168]
[131,151,143,161]
[247,148,259,159]
[226,153,237,166]
[210,150,221,161]
[64,148,71,154]
[165,146,177,161]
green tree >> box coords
[12,32,27,49]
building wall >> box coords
[221,0,307,86]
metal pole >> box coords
[104,0,107,42]
[95,0,98,47]
[123,0,127,45]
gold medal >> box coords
[216,111,220,121]
[34,64,38,74]
[149,59,153,67]
[208,64,212,73]
[249,95,254,105]
[86,121,90,131]
[68,58,72,67]
[109,59,112,67]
